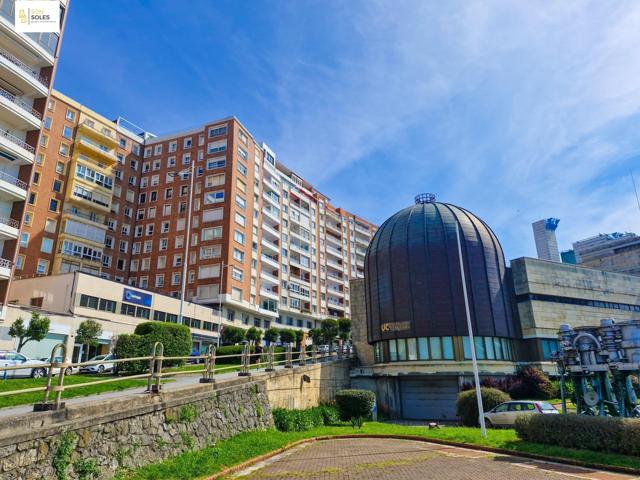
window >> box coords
[237,161,247,176]
[37,259,49,275]
[40,238,54,253]
[20,232,29,247]
[234,230,245,244]
[62,125,72,139]
[235,212,245,227]
[28,192,36,205]
[44,218,57,233]
[201,226,222,240]
[206,157,226,170]
[183,137,192,148]
[65,109,75,121]
[48,198,59,212]
[205,173,225,187]
[208,125,227,137]
[52,179,62,193]
[232,267,243,281]
[235,194,246,210]
[198,264,220,279]
[204,191,224,204]
[15,255,24,270]
[233,249,244,262]
[207,140,227,154]
[169,141,177,152]
[43,116,52,129]
[202,207,223,223]
[55,161,65,174]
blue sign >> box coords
[122,288,152,307]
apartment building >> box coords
[14,91,377,332]
[0,0,67,318]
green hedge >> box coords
[114,322,191,373]
[272,404,341,432]
[335,389,375,421]
[515,414,640,456]
[214,345,286,365]
[456,387,510,426]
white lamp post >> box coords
[455,222,487,438]
[216,262,227,347]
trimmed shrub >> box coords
[456,387,510,426]
[215,345,286,365]
[272,407,324,432]
[335,389,375,420]
[509,367,555,400]
[113,333,147,373]
[317,403,340,425]
[515,414,640,456]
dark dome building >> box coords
[365,193,518,365]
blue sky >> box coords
[55,1,640,260]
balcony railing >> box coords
[0,46,48,87]
[0,216,19,228]
[0,129,34,153]
[62,209,108,226]
[81,120,115,139]
[0,4,59,57]
[0,86,41,119]
[0,257,12,269]
[0,170,27,189]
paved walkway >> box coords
[233,438,637,480]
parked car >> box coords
[79,354,115,374]
[0,351,48,378]
[484,400,558,427]
[317,345,330,354]
[39,356,75,376]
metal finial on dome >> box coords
[415,193,436,204]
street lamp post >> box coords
[455,222,487,438]
[169,161,195,326]
[216,262,227,347]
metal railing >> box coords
[80,120,115,139]
[0,46,48,87]
[0,216,19,228]
[0,129,35,153]
[0,257,12,269]
[0,342,352,411]
[0,86,42,120]
[0,170,27,190]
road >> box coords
[233,437,635,480]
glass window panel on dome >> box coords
[397,339,407,361]
[407,338,417,360]
[442,337,454,359]
[429,337,442,359]
[485,337,495,360]
[463,337,471,360]
[389,340,398,361]
[474,337,486,359]
[501,338,510,360]
[494,337,503,359]
[417,338,429,360]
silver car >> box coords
[484,400,558,427]
[0,351,48,378]
[79,354,115,374]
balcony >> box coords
[262,175,279,193]
[0,215,18,240]
[0,170,27,201]
[260,287,279,301]
[326,233,342,248]
[262,190,280,208]
[0,257,11,279]
[326,258,343,271]
[328,287,344,297]
[77,120,118,147]
[290,273,311,285]
[261,237,279,254]
[262,205,280,225]
[261,222,279,240]
[355,224,370,235]
[325,221,341,236]
[0,45,48,96]
[260,270,279,285]
[326,245,343,259]
[0,129,34,164]
[290,242,310,255]
[261,253,279,269]
[289,258,310,272]
[0,86,41,129]
[76,137,118,165]
[62,209,108,227]
[0,6,57,64]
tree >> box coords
[221,325,246,345]
[245,326,263,344]
[76,320,103,361]
[308,328,323,345]
[338,318,352,342]
[264,327,279,345]
[294,329,305,346]
[9,312,50,352]
[320,318,339,344]
[279,328,296,344]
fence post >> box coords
[265,345,275,372]
[148,342,163,393]
[312,345,318,364]
[238,343,251,376]
[200,345,216,383]
[284,344,293,368]
[34,343,67,412]
[298,343,307,366]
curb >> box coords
[206,434,640,479]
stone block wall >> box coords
[350,278,375,366]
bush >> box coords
[317,403,340,425]
[221,325,246,345]
[272,407,324,432]
[456,387,510,426]
[510,367,555,400]
[335,389,375,421]
[214,345,286,365]
[515,414,640,456]
[114,322,192,373]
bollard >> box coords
[284,344,293,368]
[238,344,251,376]
[265,345,275,372]
[148,342,164,393]
[34,343,67,411]
[298,344,307,366]
[200,345,216,383]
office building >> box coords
[532,218,561,262]
[573,232,640,276]
[0,0,68,318]
[13,90,377,333]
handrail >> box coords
[0,129,35,153]
[0,257,12,269]
[0,170,27,190]
[0,45,48,87]
[0,344,351,412]
[0,216,19,228]
[80,119,115,139]
[0,85,42,120]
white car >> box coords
[79,354,115,374]
[0,351,48,378]
[484,400,558,427]
[39,356,75,376]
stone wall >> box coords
[350,278,375,366]
[0,360,350,480]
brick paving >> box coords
[234,438,638,480]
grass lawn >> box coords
[116,422,640,480]
[0,375,153,409]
